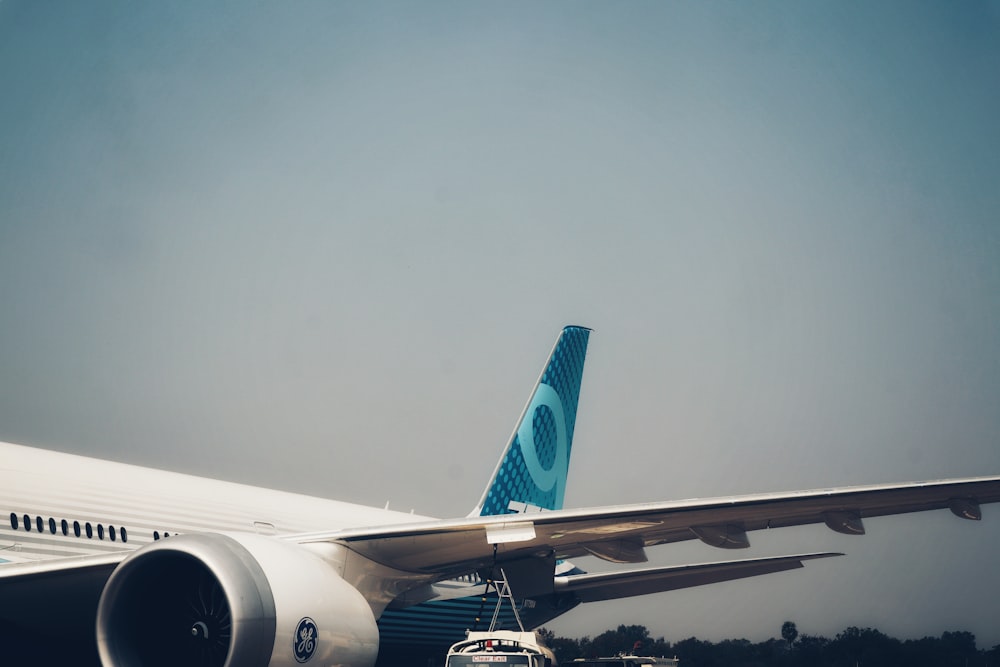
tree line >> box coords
[535,623,1000,667]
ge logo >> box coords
[517,383,569,508]
[293,617,317,663]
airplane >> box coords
[2,325,999,667]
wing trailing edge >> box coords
[553,553,843,603]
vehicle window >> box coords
[448,656,531,667]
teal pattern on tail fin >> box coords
[474,326,591,516]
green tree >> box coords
[781,621,798,648]
[832,626,901,666]
[673,637,716,667]
[940,631,978,667]
[536,627,582,664]
[795,634,831,667]
[589,625,652,656]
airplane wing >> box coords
[294,476,1000,575]
[3,476,998,627]
[0,551,126,581]
[553,552,842,602]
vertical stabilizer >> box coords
[472,326,591,517]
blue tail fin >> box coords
[472,326,591,517]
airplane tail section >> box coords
[472,326,591,517]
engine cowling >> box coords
[96,533,379,667]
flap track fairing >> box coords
[949,497,982,521]
[690,523,750,549]
[823,510,865,535]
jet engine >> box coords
[96,533,379,667]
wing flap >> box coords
[553,553,842,603]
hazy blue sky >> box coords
[2,0,999,648]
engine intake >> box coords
[97,533,379,667]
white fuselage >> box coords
[0,441,429,563]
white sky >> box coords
[1,0,999,649]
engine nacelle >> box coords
[97,533,379,667]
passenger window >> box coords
[8,513,16,530]
[109,525,117,542]
[121,527,128,543]
[35,516,43,532]
[85,522,93,539]
[48,518,56,534]
[73,521,81,537]
[153,531,160,540]
[61,519,69,536]
[97,524,105,540]
[23,514,30,531]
